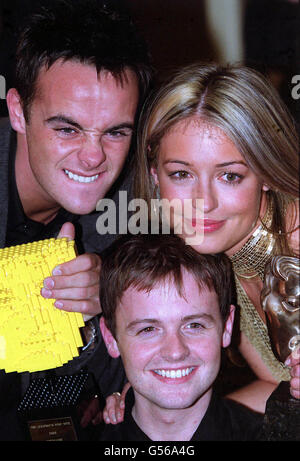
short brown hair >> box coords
[100,233,236,337]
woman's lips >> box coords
[191,218,226,233]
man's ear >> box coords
[6,88,26,134]
[99,316,120,358]
[222,305,235,348]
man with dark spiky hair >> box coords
[0,0,152,440]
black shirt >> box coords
[98,387,264,441]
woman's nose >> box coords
[192,181,218,214]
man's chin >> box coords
[61,201,99,216]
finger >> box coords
[43,270,99,290]
[57,222,75,240]
[120,382,131,408]
[108,406,118,425]
[112,392,125,422]
[52,253,101,276]
[121,382,131,399]
[41,284,98,301]
[103,409,111,425]
[290,364,300,378]
[290,387,300,399]
[290,375,300,391]
[116,408,125,423]
[53,297,102,316]
[104,394,121,424]
[285,346,300,367]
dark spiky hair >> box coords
[14,0,152,120]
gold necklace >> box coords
[229,203,275,280]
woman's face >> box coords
[151,119,269,256]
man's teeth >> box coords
[154,367,195,379]
[64,169,99,183]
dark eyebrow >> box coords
[126,319,159,331]
[104,122,134,133]
[182,314,215,323]
[126,313,215,331]
[45,116,134,133]
[45,115,83,130]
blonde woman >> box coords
[103,63,299,421]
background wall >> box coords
[0,0,299,123]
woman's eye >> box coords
[221,172,243,184]
[170,171,190,180]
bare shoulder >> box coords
[238,332,278,384]
[285,199,299,256]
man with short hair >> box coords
[99,233,265,441]
[0,0,152,440]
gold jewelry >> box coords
[229,202,275,280]
[229,198,290,381]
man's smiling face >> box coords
[20,59,139,215]
[105,269,234,412]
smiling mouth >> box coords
[153,367,195,379]
[188,219,226,232]
[64,169,99,183]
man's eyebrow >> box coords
[45,116,134,132]
[126,319,159,330]
[182,313,215,323]
[126,313,215,330]
[104,122,135,132]
[45,115,83,130]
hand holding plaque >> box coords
[261,255,300,440]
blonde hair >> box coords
[135,62,299,254]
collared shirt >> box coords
[98,387,264,441]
